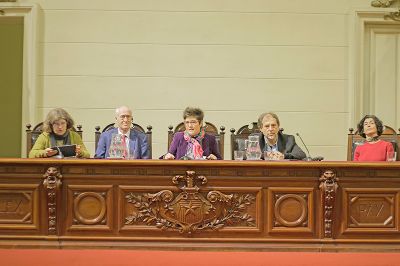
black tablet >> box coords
[51,144,77,157]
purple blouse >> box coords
[167,132,222,160]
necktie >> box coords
[122,135,128,158]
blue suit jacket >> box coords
[95,128,150,159]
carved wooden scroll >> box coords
[319,169,338,238]
[43,167,62,234]
[125,170,255,235]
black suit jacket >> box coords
[258,132,306,160]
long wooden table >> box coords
[0,158,399,251]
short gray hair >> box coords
[115,106,132,117]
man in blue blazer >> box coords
[95,106,150,159]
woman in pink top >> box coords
[353,115,395,161]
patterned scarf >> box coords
[50,130,71,148]
[183,127,205,159]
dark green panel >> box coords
[0,17,24,157]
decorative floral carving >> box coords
[199,193,255,231]
[371,0,396,7]
[319,169,339,238]
[370,0,400,21]
[384,10,400,21]
[43,167,62,234]
[125,171,255,234]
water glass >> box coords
[127,146,137,160]
[387,151,397,162]
[237,139,246,152]
[234,150,245,160]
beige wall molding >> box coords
[351,9,400,127]
[0,2,40,157]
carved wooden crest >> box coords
[125,171,255,234]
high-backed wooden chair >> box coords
[230,122,284,160]
[26,122,82,157]
[95,123,153,158]
[347,125,400,161]
[167,122,225,159]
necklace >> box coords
[365,136,379,142]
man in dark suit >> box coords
[258,112,306,160]
[95,106,149,159]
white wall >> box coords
[19,0,376,159]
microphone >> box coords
[295,133,312,161]
[54,147,64,159]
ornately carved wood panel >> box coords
[341,188,399,235]
[65,185,113,233]
[119,171,261,235]
[120,186,262,235]
[0,184,39,230]
[267,187,315,236]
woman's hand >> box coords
[164,153,175,160]
[206,154,217,160]
[44,148,58,157]
[75,145,82,157]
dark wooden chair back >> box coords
[95,123,153,158]
[347,125,400,161]
[26,122,82,157]
[230,122,284,160]
[167,122,225,159]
